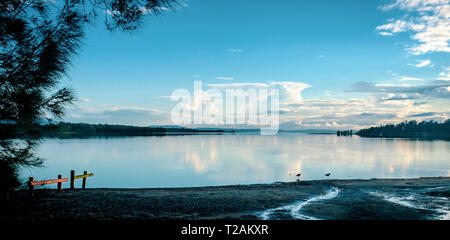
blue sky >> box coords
[63,0,450,129]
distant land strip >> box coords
[0,122,228,139]
[355,120,450,139]
[1,119,448,139]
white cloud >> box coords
[437,66,450,80]
[228,49,243,53]
[216,77,234,80]
[380,0,450,11]
[167,79,448,129]
[277,94,446,130]
[208,82,269,88]
[399,76,424,81]
[376,19,425,33]
[68,82,449,130]
[387,70,424,81]
[207,81,311,104]
[349,80,450,98]
[379,31,394,36]
[270,82,311,104]
[376,0,450,55]
[410,59,432,67]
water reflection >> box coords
[24,134,450,188]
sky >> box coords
[62,0,450,130]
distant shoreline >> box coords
[355,120,450,139]
[3,120,449,139]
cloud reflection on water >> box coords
[32,134,450,188]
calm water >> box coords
[22,134,450,188]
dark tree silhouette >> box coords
[0,0,177,194]
[36,122,224,137]
[357,120,450,139]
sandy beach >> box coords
[2,177,449,220]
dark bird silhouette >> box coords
[325,173,331,177]
[296,173,301,177]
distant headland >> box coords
[2,119,448,139]
[355,120,450,139]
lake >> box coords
[22,133,450,188]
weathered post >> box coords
[57,175,63,192]
[82,171,87,189]
[70,170,75,190]
[28,177,34,197]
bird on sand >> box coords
[325,173,331,177]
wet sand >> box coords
[3,177,449,220]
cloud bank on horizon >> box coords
[64,0,450,130]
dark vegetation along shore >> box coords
[0,122,227,138]
[42,119,450,139]
[3,119,449,139]
[2,119,449,139]
[356,120,450,139]
[41,122,230,137]
[2,177,449,220]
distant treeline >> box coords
[1,122,225,138]
[337,130,353,136]
[357,120,450,139]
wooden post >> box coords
[28,177,34,197]
[82,171,87,189]
[70,170,75,190]
[57,175,62,192]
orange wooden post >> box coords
[57,175,63,192]
[70,170,75,190]
[28,177,34,197]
